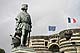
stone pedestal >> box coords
[12,47,36,53]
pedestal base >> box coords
[12,47,36,53]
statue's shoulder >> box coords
[27,13,30,16]
[18,12,23,15]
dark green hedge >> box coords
[0,48,5,53]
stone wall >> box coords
[59,29,80,53]
[29,29,80,53]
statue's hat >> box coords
[21,4,28,10]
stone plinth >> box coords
[12,47,36,53]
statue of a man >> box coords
[15,4,32,47]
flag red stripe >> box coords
[73,18,76,23]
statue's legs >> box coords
[21,29,28,46]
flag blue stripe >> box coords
[68,17,71,23]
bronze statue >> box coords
[11,4,32,48]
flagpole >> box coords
[67,17,69,30]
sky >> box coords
[0,0,80,53]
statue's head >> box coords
[21,4,28,10]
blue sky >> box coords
[0,0,80,53]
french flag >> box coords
[68,17,77,23]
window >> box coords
[51,40,56,43]
[45,42,48,46]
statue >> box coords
[11,4,32,48]
[64,30,72,40]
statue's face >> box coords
[26,7,28,10]
[24,6,28,10]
